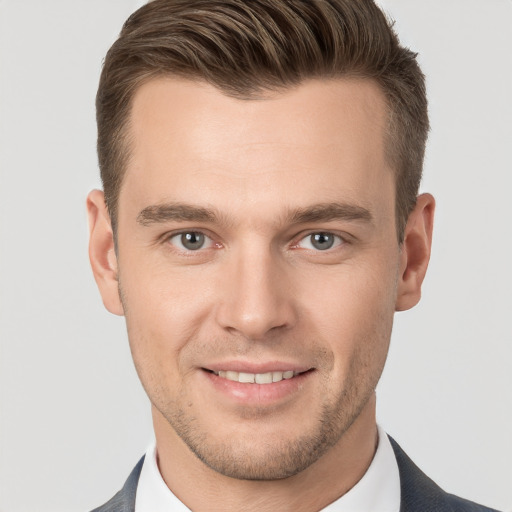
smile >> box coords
[203,367,314,404]
[212,370,300,384]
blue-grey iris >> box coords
[181,232,205,250]
[311,233,335,250]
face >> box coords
[90,77,428,480]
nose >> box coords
[215,247,297,340]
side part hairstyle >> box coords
[97,0,428,241]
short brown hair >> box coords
[97,0,428,241]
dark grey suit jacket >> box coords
[91,437,501,512]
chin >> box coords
[163,402,356,481]
[186,435,332,480]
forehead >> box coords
[122,77,393,223]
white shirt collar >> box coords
[135,425,400,512]
[135,438,191,512]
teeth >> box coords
[239,372,255,383]
[272,371,283,382]
[215,370,300,384]
[255,372,273,384]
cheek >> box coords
[121,255,213,328]
[297,260,397,371]
[300,258,397,325]
[118,262,214,385]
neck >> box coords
[153,394,378,512]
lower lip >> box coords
[202,370,313,405]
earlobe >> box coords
[395,193,435,312]
[86,190,124,316]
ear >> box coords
[395,193,435,312]
[86,190,124,316]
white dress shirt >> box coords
[135,425,400,511]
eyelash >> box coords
[293,232,346,251]
[162,229,348,254]
[165,230,219,253]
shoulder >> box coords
[90,456,145,512]
[388,436,501,512]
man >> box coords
[86,1,499,511]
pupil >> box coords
[312,233,334,250]
[182,232,204,250]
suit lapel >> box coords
[389,436,453,512]
[90,456,145,512]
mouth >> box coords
[207,369,306,384]
[201,366,315,405]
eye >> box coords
[297,232,343,251]
[168,231,213,251]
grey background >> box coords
[0,1,511,511]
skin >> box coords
[88,77,434,511]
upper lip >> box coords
[203,361,313,374]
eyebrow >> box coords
[137,203,217,226]
[289,202,373,225]
[136,201,373,227]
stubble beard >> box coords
[152,356,380,481]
